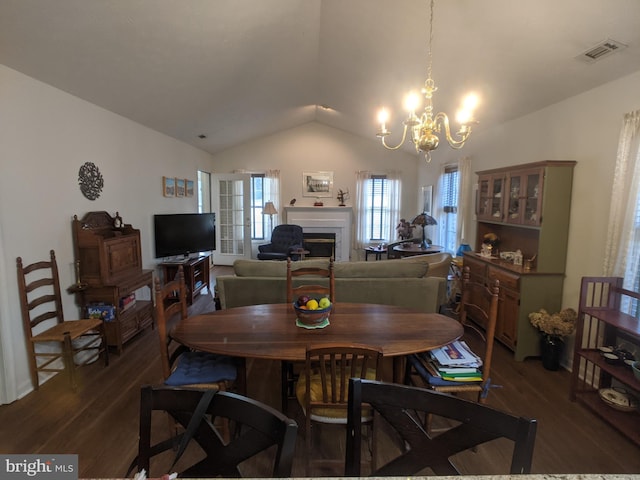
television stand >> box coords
[159,254,210,305]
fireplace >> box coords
[284,207,353,261]
[303,233,336,258]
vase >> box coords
[540,334,564,371]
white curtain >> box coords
[354,170,401,249]
[457,156,473,247]
[265,169,280,231]
[603,110,640,294]
[355,170,371,249]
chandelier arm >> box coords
[434,112,471,149]
[379,124,411,150]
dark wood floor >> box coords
[1,268,639,477]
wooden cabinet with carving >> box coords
[72,211,154,353]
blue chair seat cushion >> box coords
[165,351,237,386]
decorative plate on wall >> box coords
[78,162,104,200]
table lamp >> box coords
[410,212,437,248]
[263,201,278,235]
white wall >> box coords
[210,121,423,258]
[423,69,640,367]
[0,65,215,402]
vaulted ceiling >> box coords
[1,0,639,156]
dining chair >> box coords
[16,249,109,390]
[345,378,537,476]
[296,343,382,476]
[282,257,335,411]
[128,385,298,478]
[155,266,240,392]
[405,266,500,404]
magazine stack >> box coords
[427,340,483,382]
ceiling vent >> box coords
[576,38,627,63]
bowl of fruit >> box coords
[293,294,332,328]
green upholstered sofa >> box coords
[215,257,447,313]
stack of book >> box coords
[119,293,137,312]
[426,340,483,382]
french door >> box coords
[211,173,252,265]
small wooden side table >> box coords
[290,248,310,260]
[365,246,387,261]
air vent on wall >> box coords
[576,38,627,63]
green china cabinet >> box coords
[465,160,576,361]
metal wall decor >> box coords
[78,162,104,200]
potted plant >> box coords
[528,308,577,370]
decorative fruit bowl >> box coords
[292,295,332,328]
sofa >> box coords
[216,257,447,313]
[401,252,452,278]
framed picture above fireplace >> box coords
[303,171,333,197]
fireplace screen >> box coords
[303,233,336,258]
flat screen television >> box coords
[153,213,216,258]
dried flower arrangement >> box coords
[528,308,578,337]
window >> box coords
[356,172,400,246]
[197,171,211,213]
[440,166,459,253]
[251,174,266,240]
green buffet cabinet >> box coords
[465,160,576,361]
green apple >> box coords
[318,297,331,309]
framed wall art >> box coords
[163,176,175,197]
[302,171,333,198]
[422,185,433,215]
[186,179,194,197]
[175,178,186,197]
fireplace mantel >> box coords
[284,207,353,261]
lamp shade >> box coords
[263,201,278,215]
[410,212,437,227]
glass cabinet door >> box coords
[506,173,522,223]
[523,169,543,226]
[477,174,505,221]
[490,176,505,221]
[477,176,491,219]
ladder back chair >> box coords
[128,385,298,478]
[296,343,382,476]
[16,250,108,390]
[155,266,241,393]
[406,266,500,403]
[282,257,335,410]
[345,379,537,476]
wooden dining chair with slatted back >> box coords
[155,265,240,392]
[128,385,298,479]
[296,343,382,476]
[346,378,537,476]
[17,250,109,391]
[282,257,335,410]
[405,266,500,404]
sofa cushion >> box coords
[234,258,427,278]
[333,259,427,278]
[234,258,329,277]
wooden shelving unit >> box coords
[570,276,640,446]
[159,255,210,305]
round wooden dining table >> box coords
[171,302,463,386]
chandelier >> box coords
[376,0,478,163]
